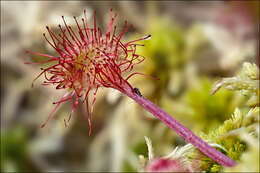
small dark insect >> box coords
[134,87,142,97]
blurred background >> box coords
[1,1,259,172]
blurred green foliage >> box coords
[136,18,208,100]
[1,126,29,172]
[183,78,236,133]
[136,18,186,99]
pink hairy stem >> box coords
[120,86,237,167]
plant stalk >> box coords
[123,89,237,167]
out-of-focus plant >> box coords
[135,18,208,99]
[182,78,237,133]
[139,136,194,172]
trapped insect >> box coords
[134,87,142,97]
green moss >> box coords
[184,78,236,132]
[210,62,259,106]
[132,141,148,158]
[195,89,257,172]
[209,164,222,173]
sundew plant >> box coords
[25,9,236,167]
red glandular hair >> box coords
[25,9,151,135]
